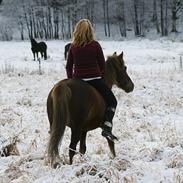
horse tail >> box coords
[47,82,71,164]
[44,43,47,60]
[47,90,53,132]
[44,50,47,60]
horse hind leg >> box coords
[41,52,44,58]
[44,50,47,60]
[79,131,87,155]
[69,128,81,164]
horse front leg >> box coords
[41,52,44,58]
[107,139,116,158]
[36,52,38,60]
[79,131,87,155]
[69,128,81,164]
[33,52,35,61]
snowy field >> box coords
[0,39,183,183]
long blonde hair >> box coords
[72,19,95,47]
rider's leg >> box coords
[86,79,117,141]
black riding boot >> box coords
[101,107,118,141]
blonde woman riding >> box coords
[66,19,117,141]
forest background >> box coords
[0,0,183,41]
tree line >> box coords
[0,0,183,40]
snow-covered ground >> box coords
[0,39,183,183]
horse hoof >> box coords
[52,162,61,169]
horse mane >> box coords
[106,54,125,72]
[31,38,37,46]
[106,54,124,66]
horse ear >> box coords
[113,52,117,56]
[118,51,123,59]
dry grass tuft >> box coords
[0,136,20,157]
[76,164,98,177]
[124,175,136,183]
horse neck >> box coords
[31,40,37,46]
[103,61,115,89]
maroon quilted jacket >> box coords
[66,40,105,79]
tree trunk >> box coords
[160,0,165,36]
[134,0,140,36]
[67,5,71,39]
[116,0,126,37]
[90,0,94,24]
[103,0,107,36]
[23,4,31,38]
[61,9,65,39]
[106,0,110,37]
[171,0,183,32]
[18,18,24,40]
[164,0,168,36]
[140,0,145,36]
[153,0,160,33]
[53,7,59,39]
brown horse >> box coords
[47,52,134,168]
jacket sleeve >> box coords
[96,42,105,75]
[66,47,73,78]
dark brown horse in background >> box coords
[47,52,134,168]
[31,38,47,60]
[64,42,71,60]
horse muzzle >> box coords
[124,82,134,93]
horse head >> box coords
[30,38,37,46]
[104,52,134,93]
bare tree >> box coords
[139,0,145,36]
[18,15,25,40]
[171,0,183,32]
[160,0,169,36]
[116,0,126,37]
[152,0,160,33]
[106,0,110,37]
[102,0,107,36]
[102,0,110,37]
[85,0,95,24]
[165,0,168,35]
[133,0,140,36]
[1,0,183,40]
